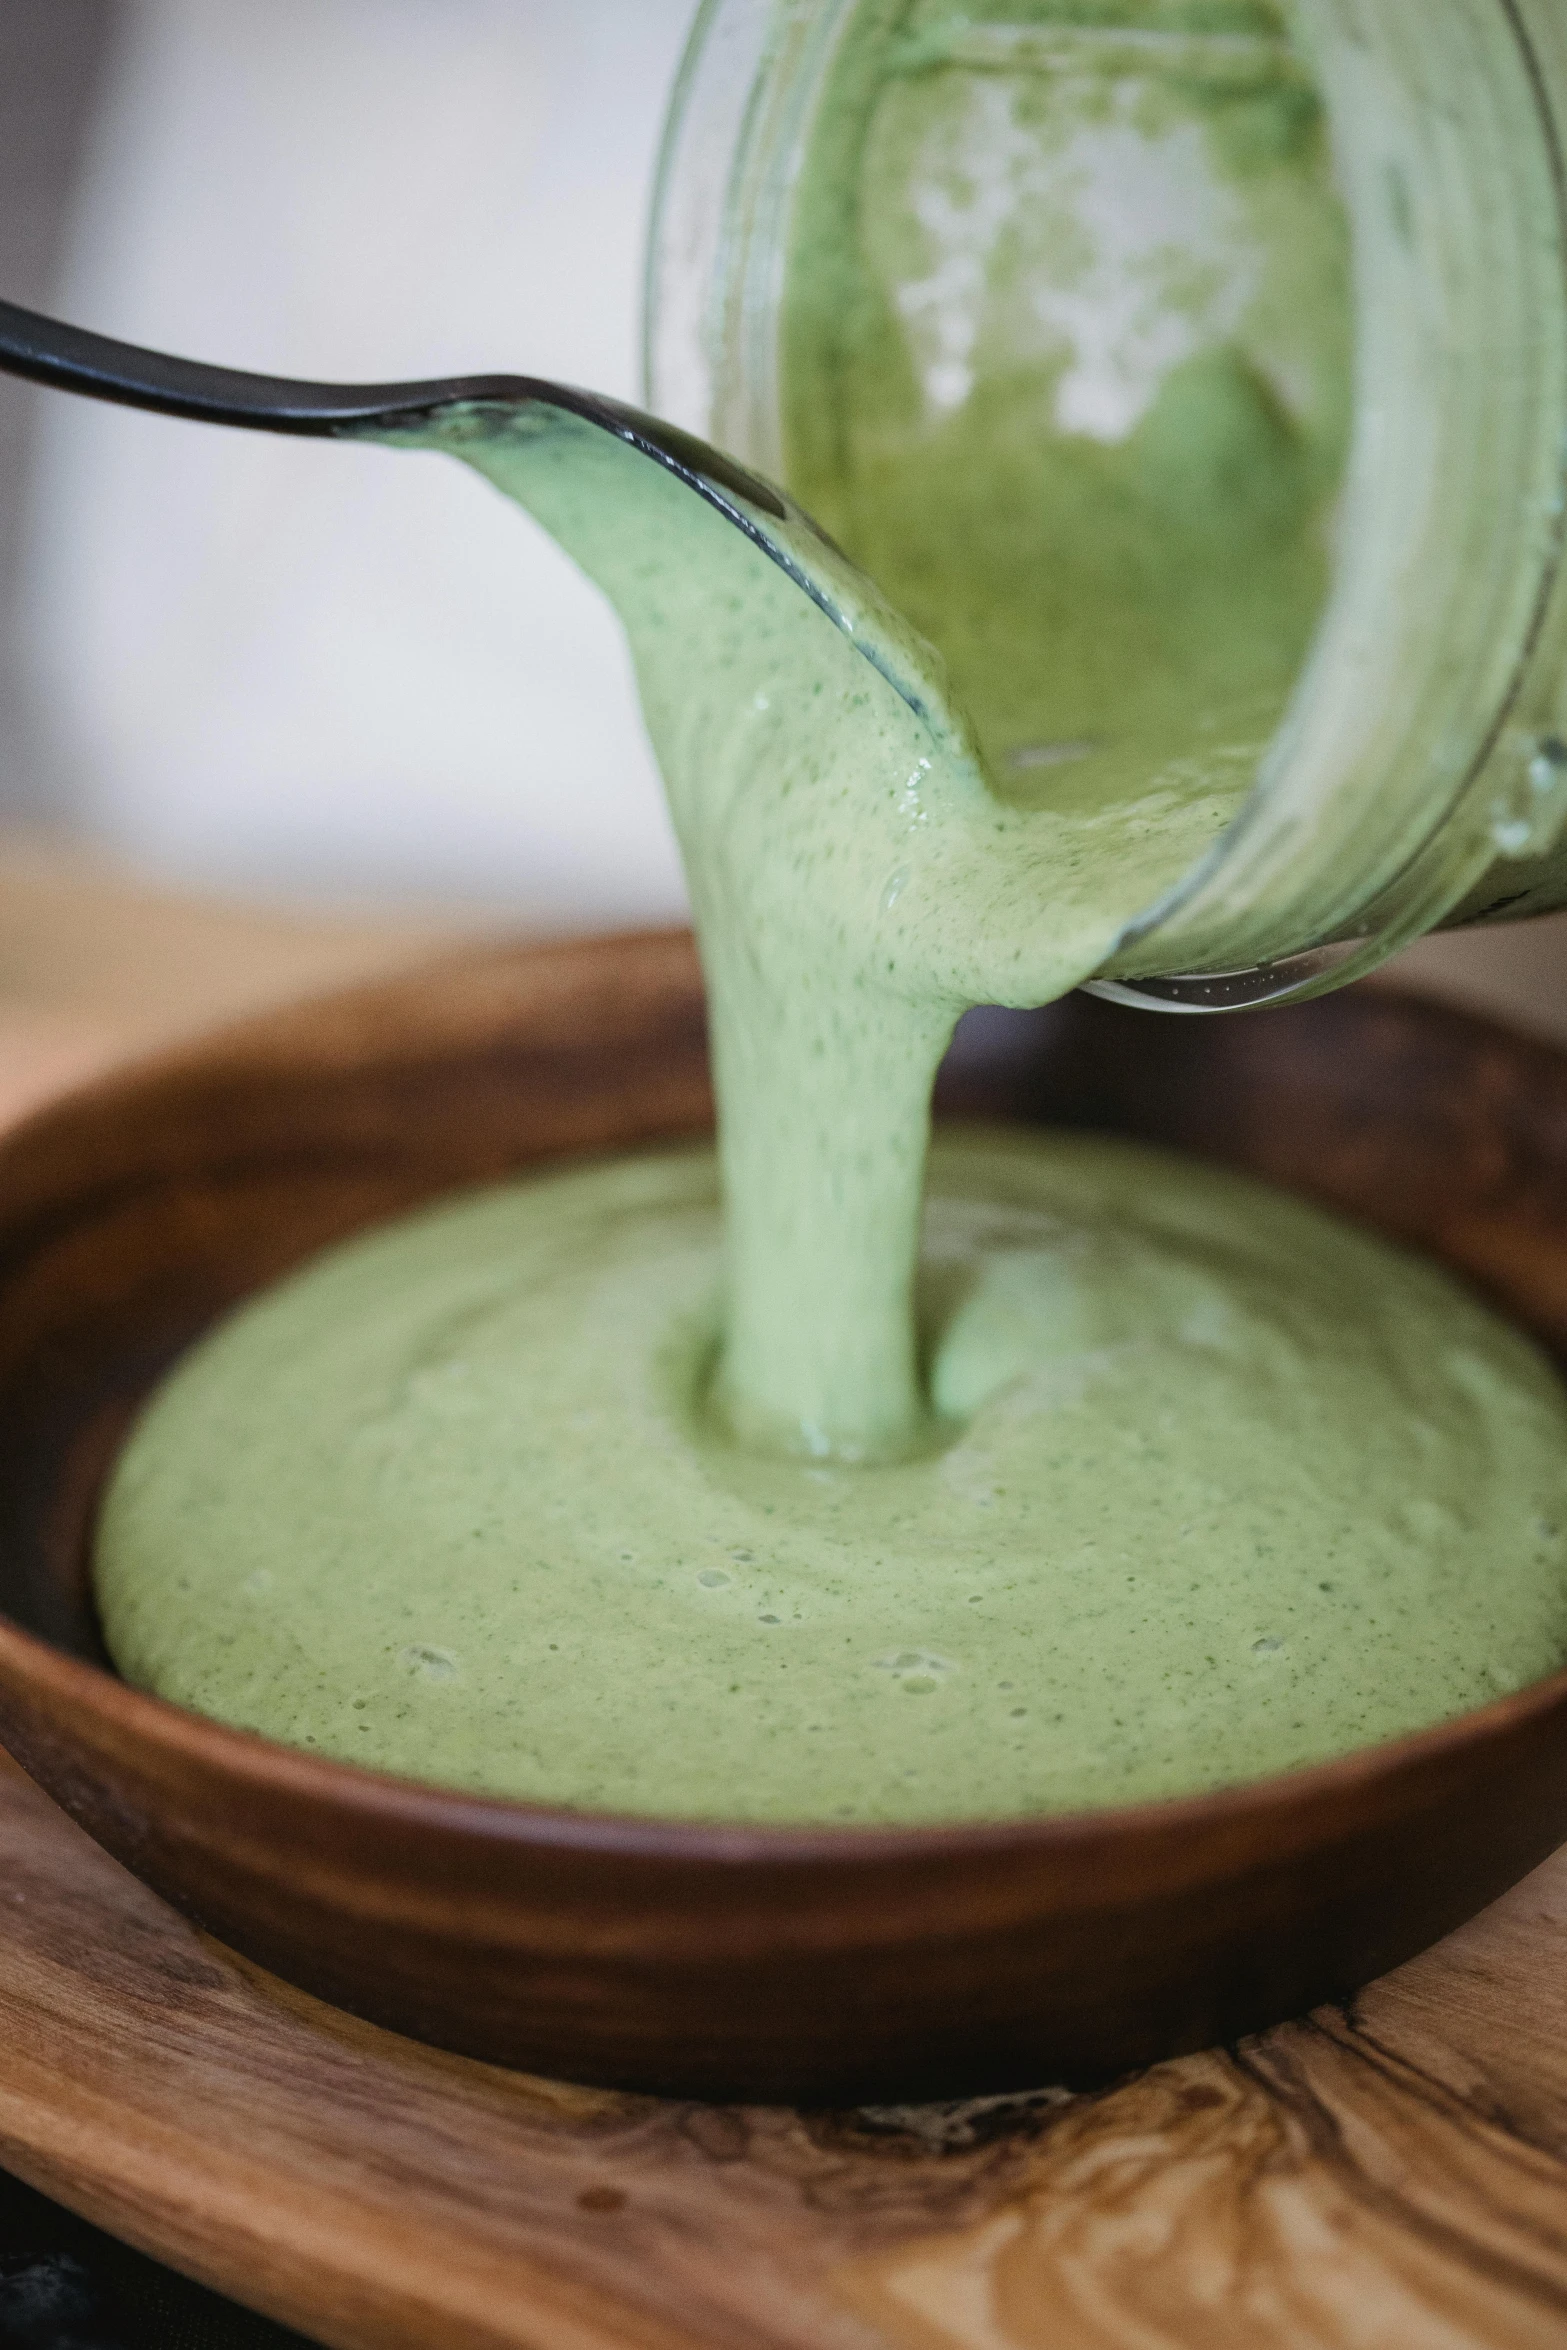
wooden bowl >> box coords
[1,930,1566,2105]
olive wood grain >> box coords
[1,934,1566,2105]
[2,1745,1566,2349]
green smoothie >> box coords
[95,1135,1567,1823]
[93,1,1567,1822]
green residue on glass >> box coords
[780,0,1351,836]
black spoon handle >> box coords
[0,294,556,434]
[0,296,787,517]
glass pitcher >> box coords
[646,0,1567,1009]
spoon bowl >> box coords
[0,934,1564,2101]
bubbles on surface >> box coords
[874,1648,955,1691]
[400,1643,458,1683]
[697,1569,732,1588]
[1490,736,1567,858]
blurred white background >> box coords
[14,0,697,925]
[1,0,1567,1046]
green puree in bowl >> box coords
[94,2,1567,1822]
[97,1136,1567,1824]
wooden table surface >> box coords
[1,1739,1566,2350]
[0,840,1566,2347]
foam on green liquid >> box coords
[94,1,1567,1821]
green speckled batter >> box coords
[92,3,1567,1820]
[95,1135,1567,1822]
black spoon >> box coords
[0,295,959,724]
[0,294,786,514]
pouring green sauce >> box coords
[94,1,1567,1822]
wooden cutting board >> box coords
[0,1752,1565,2350]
